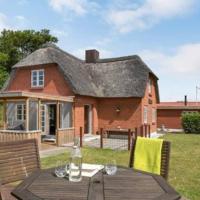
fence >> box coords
[0,130,42,149]
[56,128,75,147]
[79,124,151,150]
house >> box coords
[0,43,159,147]
[157,100,200,130]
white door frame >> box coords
[84,104,93,134]
[40,104,46,134]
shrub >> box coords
[181,112,200,133]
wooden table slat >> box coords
[12,167,181,200]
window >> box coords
[31,69,44,87]
[152,108,156,123]
[16,104,26,121]
[143,106,148,124]
[60,103,73,128]
[148,79,152,94]
[41,105,46,132]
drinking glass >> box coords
[54,161,68,178]
[105,160,117,175]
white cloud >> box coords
[73,47,113,59]
[0,13,29,31]
[15,16,26,21]
[13,15,29,29]
[49,0,98,15]
[140,43,200,75]
[95,37,112,47]
[140,43,200,101]
[52,30,68,38]
[107,0,196,33]
[0,13,9,31]
[17,0,29,5]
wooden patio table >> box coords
[11,167,181,200]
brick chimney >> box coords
[85,49,99,63]
[184,95,187,106]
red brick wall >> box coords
[74,95,159,135]
[74,96,148,134]
[6,64,74,96]
[74,96,98,134]
[98,98,142,130]
[157,109,200,129]
[157,109,182,129]
[141,75,158,132]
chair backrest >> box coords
[0,139,41,185]
[129,138,170,180]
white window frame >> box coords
[152,108,156,123]
[16,104,26,121]
[148,79,152,94]
[31,69,44,88]
[41,104,46,133]
[143,106,148,124]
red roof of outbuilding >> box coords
[157,102,200,109]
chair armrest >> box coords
[0,182,16,200]
[0,181,3,200]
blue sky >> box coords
[0,0,200,101]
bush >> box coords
[181,112,200,133]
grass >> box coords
[41,133,200,200]
[42,148,129,169]
[161,134,200,200]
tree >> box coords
[0,52,9,88]
[0,66,8,89]
[0,29,58,72]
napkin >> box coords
[81,163,104,177]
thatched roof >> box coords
[10,44,159,99]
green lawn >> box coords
[41,134,200,200]
[161,134,200,200]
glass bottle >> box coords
[69,143,82,182]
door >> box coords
[84,105,92,134]
[49,104,56,135]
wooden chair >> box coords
[129,138,170,180]
[0,139,41,200]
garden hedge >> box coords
[181,112,200,133]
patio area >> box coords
[41,133,200,200]
[0,119,197,200]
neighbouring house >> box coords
[0,43,159,147]
[157,100,200,130]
